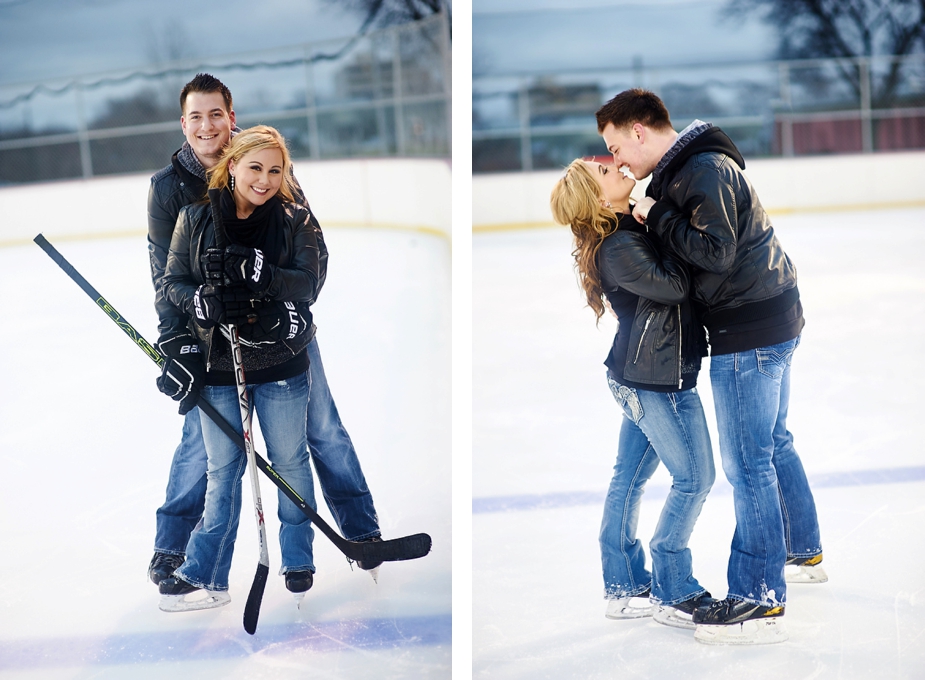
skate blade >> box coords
[159,590,231,613]
[293,592,306,610]
[694,617,788,645]
[605,599,655,620]
[785,564,828,584]
[653,607,695,630]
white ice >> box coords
[0,188,451,678]
[473,207,925,679]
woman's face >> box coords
[584,160,635,206]
[229,146,284,209]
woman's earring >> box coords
[230,174,235,192]
[606,201,612,208]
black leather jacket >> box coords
[161,199,321,369]
[147,150,328,338]
[600,215,706,390]
[645,128,799,332]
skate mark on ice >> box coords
[0,614,451,670]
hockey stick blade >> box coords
[349,533,432,562]
[243,562,269,635]
[34,233,433,565]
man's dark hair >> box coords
[595,88,673,133]
[180,73,233,115]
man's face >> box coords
[180,91,235,168]
[601,122,651,180]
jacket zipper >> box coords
[633,312,655,364]
[676,305,683,388]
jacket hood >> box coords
[649,127,745,198]
[666,127,744,174]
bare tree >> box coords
[726,0,925,105]
[327,0,446,30]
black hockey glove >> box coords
[223,288,268,326]
[276,300,312,341]
[191,284,225,329]
[224,244,272,296]
[155,332,205,415]
[236,300,312,347]
[200,247,225,285]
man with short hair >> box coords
[147,73,382,595]
[595,88,825,645]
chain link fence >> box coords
[0,13,451,186]
[473,53,925,173]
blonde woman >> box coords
[550,159,715,629]
[158,125,320,609]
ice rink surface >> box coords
[0,221,450,678]
[473,207,925,679]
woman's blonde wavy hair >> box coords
[550,158,620,322]
[208,125,297,203]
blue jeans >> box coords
[709,335,822,608]
[153,338,380,555]
[601,374,715,606]
[304,339,380,541]
[175,372,316,590]
[153,406,208,556]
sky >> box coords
[472,0,778,76]
[0,0,365,87]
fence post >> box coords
[859,57,873,153]
[75,84,93,178]
[518,80,532,172]
[393,25,406,156]
[778,61,794,157]
[303,46,321,160]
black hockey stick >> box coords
[32,234,433,565]
[208,188,269,635]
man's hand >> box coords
[155,332,205,415]
[200,247,225,284]
[632,197,656,225]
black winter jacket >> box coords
[600,214,707,390]
[147,149,329,339]
[161,199,321,371]
[644,128,803,354]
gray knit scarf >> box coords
[176,141,208,182]
[649,119,713,194]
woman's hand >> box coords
[224,245,272,295]
[632,197,656,225]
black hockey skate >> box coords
[785,552,828,583]
[147,552,184,586]
[653,591,717,630]
[285,570,314,609]
[693,598,787,645]
[158,575,230,613]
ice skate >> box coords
[653,591,716,630]
[158,576,230,612]
[693,598,788,645]
[147,552,184,586]
[285,570,314,609]
[785,553,828,584]
[605,588,655,620]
